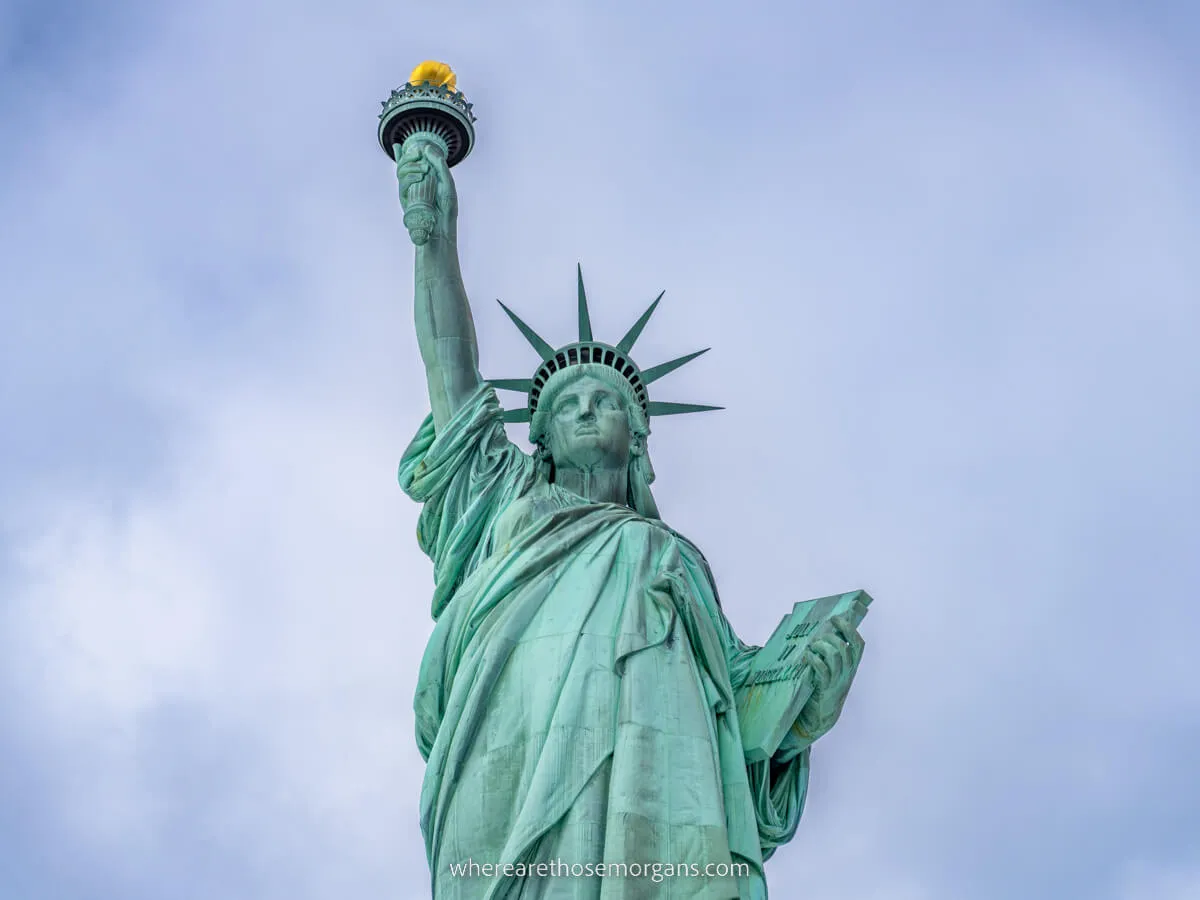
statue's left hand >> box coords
[794,615,865,744]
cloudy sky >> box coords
[2,1,1198,897]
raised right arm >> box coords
[414,237,482,430]
[398,140,483,430]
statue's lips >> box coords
[574,426,600,435]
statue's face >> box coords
[546,374,636,472]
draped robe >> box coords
[399,385,811,899]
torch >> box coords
[378,61,477,245]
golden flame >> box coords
[409,61,457,90]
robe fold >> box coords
[399,385,810,899]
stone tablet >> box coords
[736,590,873,762]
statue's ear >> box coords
[630,435,645,457]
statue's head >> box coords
[532,366,648,473]
[492,266,722,517]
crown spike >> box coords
[497,300,555,360]
[489,378,533,392]
[616,291,665,353]
[646,401,723,416]
[642,348,711,385]
[502,408,532,423]
[577,263,593,342]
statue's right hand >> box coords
[395,140,458,244]
[395,140,429,193]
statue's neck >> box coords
[553,466,627,506]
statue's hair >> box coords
[529,364,659,519]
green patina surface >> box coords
[388,88,869,899]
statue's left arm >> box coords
[671,539,865,860]
[677,542,865,750]
[726,615,863,860]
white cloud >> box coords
[6,375,431,886]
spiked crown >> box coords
[490,266,721,433]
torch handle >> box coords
[394,139,440,246]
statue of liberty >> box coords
[388,63,866,900]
